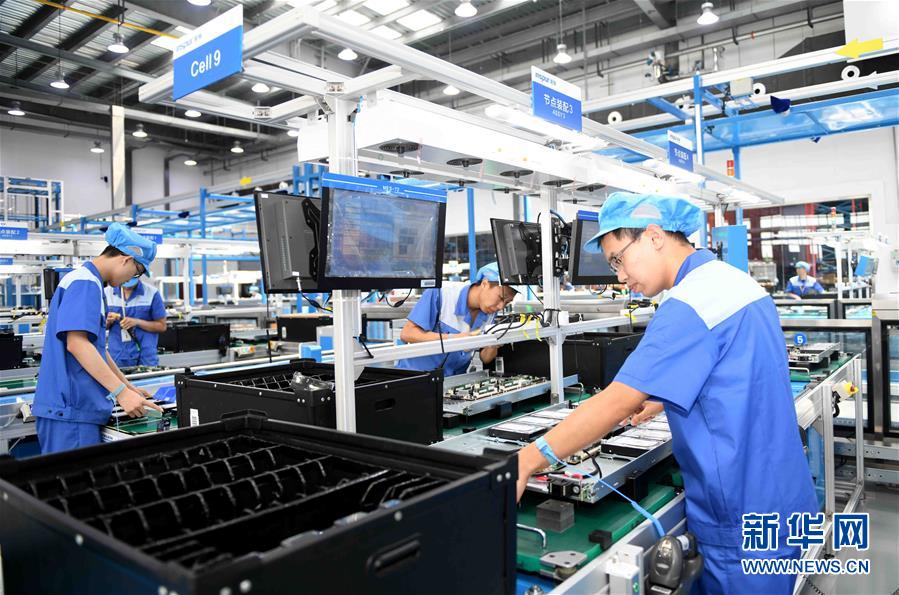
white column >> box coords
[110,105,126,210]
[540,186,564,403]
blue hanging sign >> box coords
[667,130,694,172]
[136,228,164,244]
[173,6,243,100]
[0,223,28,241]
[531,66,583,132]
[794,333,807,346]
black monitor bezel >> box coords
[253,190,323,294]
[569,217,618,285]
[316,185,447,291]
[490,218,542,286]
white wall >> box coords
[704,127,899,294]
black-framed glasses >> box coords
[607,234,642,273]
[131,260,146,279]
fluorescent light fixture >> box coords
[313,0,337,9]
[553,43,572,65]
[132,123,148,138]
[338,47,358,61]
[90,141,105,154]
[337,9,370,26]
[7,101,25,117]
[184,158,198,166]
[363,0,408,16]
[697,2,719,25]
[186,0,212,6]
[107,32,129,54]
[371,25,402,40]
[251,82,271,93]
[455,1,477,17]
[231,141,244,154]
[397,9,441,31]
[287,129,301,137]
[484,104,606,151]
[443,84,460,96]
[184,109,202,118]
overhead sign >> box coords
[135,228,164,245]
[531,66,582,132]
[794,333,807,347]
[173,5,243,100]
[667,130,694,172]
[0,222,28,241]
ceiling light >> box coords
[230,141,244,154]
[371,25,402,40]
[7,101,25,117]
[338,47,358,61]
[397,9,441,31]
[313,0,337,9]
[287,129,300,137]
[184,158,198,166]
[443,84,460,96]
[132,123,148,138]
[455,1,477,18]
[50,74,69,89]
[251,82,271,93]
[553,43,572,65]
[184,109,202,118]
[363,0,408,16]
[90,141,105,154]
[337,9,370,26]
[186,0,212,6]
[107,31,129,54]
[697,2,719,25]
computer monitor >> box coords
[316,173,447,291]
[254,191,323,293]
[491,218,542,285]
[569,212,617,285]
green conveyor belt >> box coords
[105,416,179,435]
[789,354,852,383]
[516,462,681,573]
[0,378,36,391]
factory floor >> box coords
[799,484,899,595]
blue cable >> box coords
[535,437,665,539]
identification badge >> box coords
[121,326,131,342]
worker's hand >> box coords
[130,385,153,400]
[119,317,139,331]
[106,312,120,328]
[516,444,544,502]
[458,328,482,338]
[621,400,664,426]
[116,388,163,418]
[789,293,802,301]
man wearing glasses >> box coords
[33,223,163,454]
[515,193,817,593]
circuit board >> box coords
[445,374,544,401]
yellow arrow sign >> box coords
[836,37,883,60]
[239,176,252,186]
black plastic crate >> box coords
[0,413,516,595]
[159,323,230,354]
[177,360,443,445]
[276,314,332,342]
[489,331,643,393]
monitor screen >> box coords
[491,218,542,285]
[569,215,617,285]
[254,191,322,293]
[318,174,446,290]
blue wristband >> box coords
[535,437,561,465]
[107,382,126,404]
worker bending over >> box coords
[33,224,163,454]
[105,277,167,367]
[397,262,518,377]
[516,193,817,594]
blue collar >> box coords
[674,248,715,286]
[455,283,487,327]
[84,261,103,283]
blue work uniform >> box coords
[614,249,817,594]
[396,282,497,377]
[33,263,112,454]
[786,275,824,297]
[104,281,166,367]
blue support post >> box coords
[692,73,708,248]
[200,187,208,306]
[466,188,477,278]
[647,96,690,121]
[292,164,301,195]
[733,146,743,225]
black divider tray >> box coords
[0,413,515,595]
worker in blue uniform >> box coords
[104,277,167,367]
[33,223,163,454]
[516,193,817,594]
[396,262,518,376]
[785,261,824,299]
